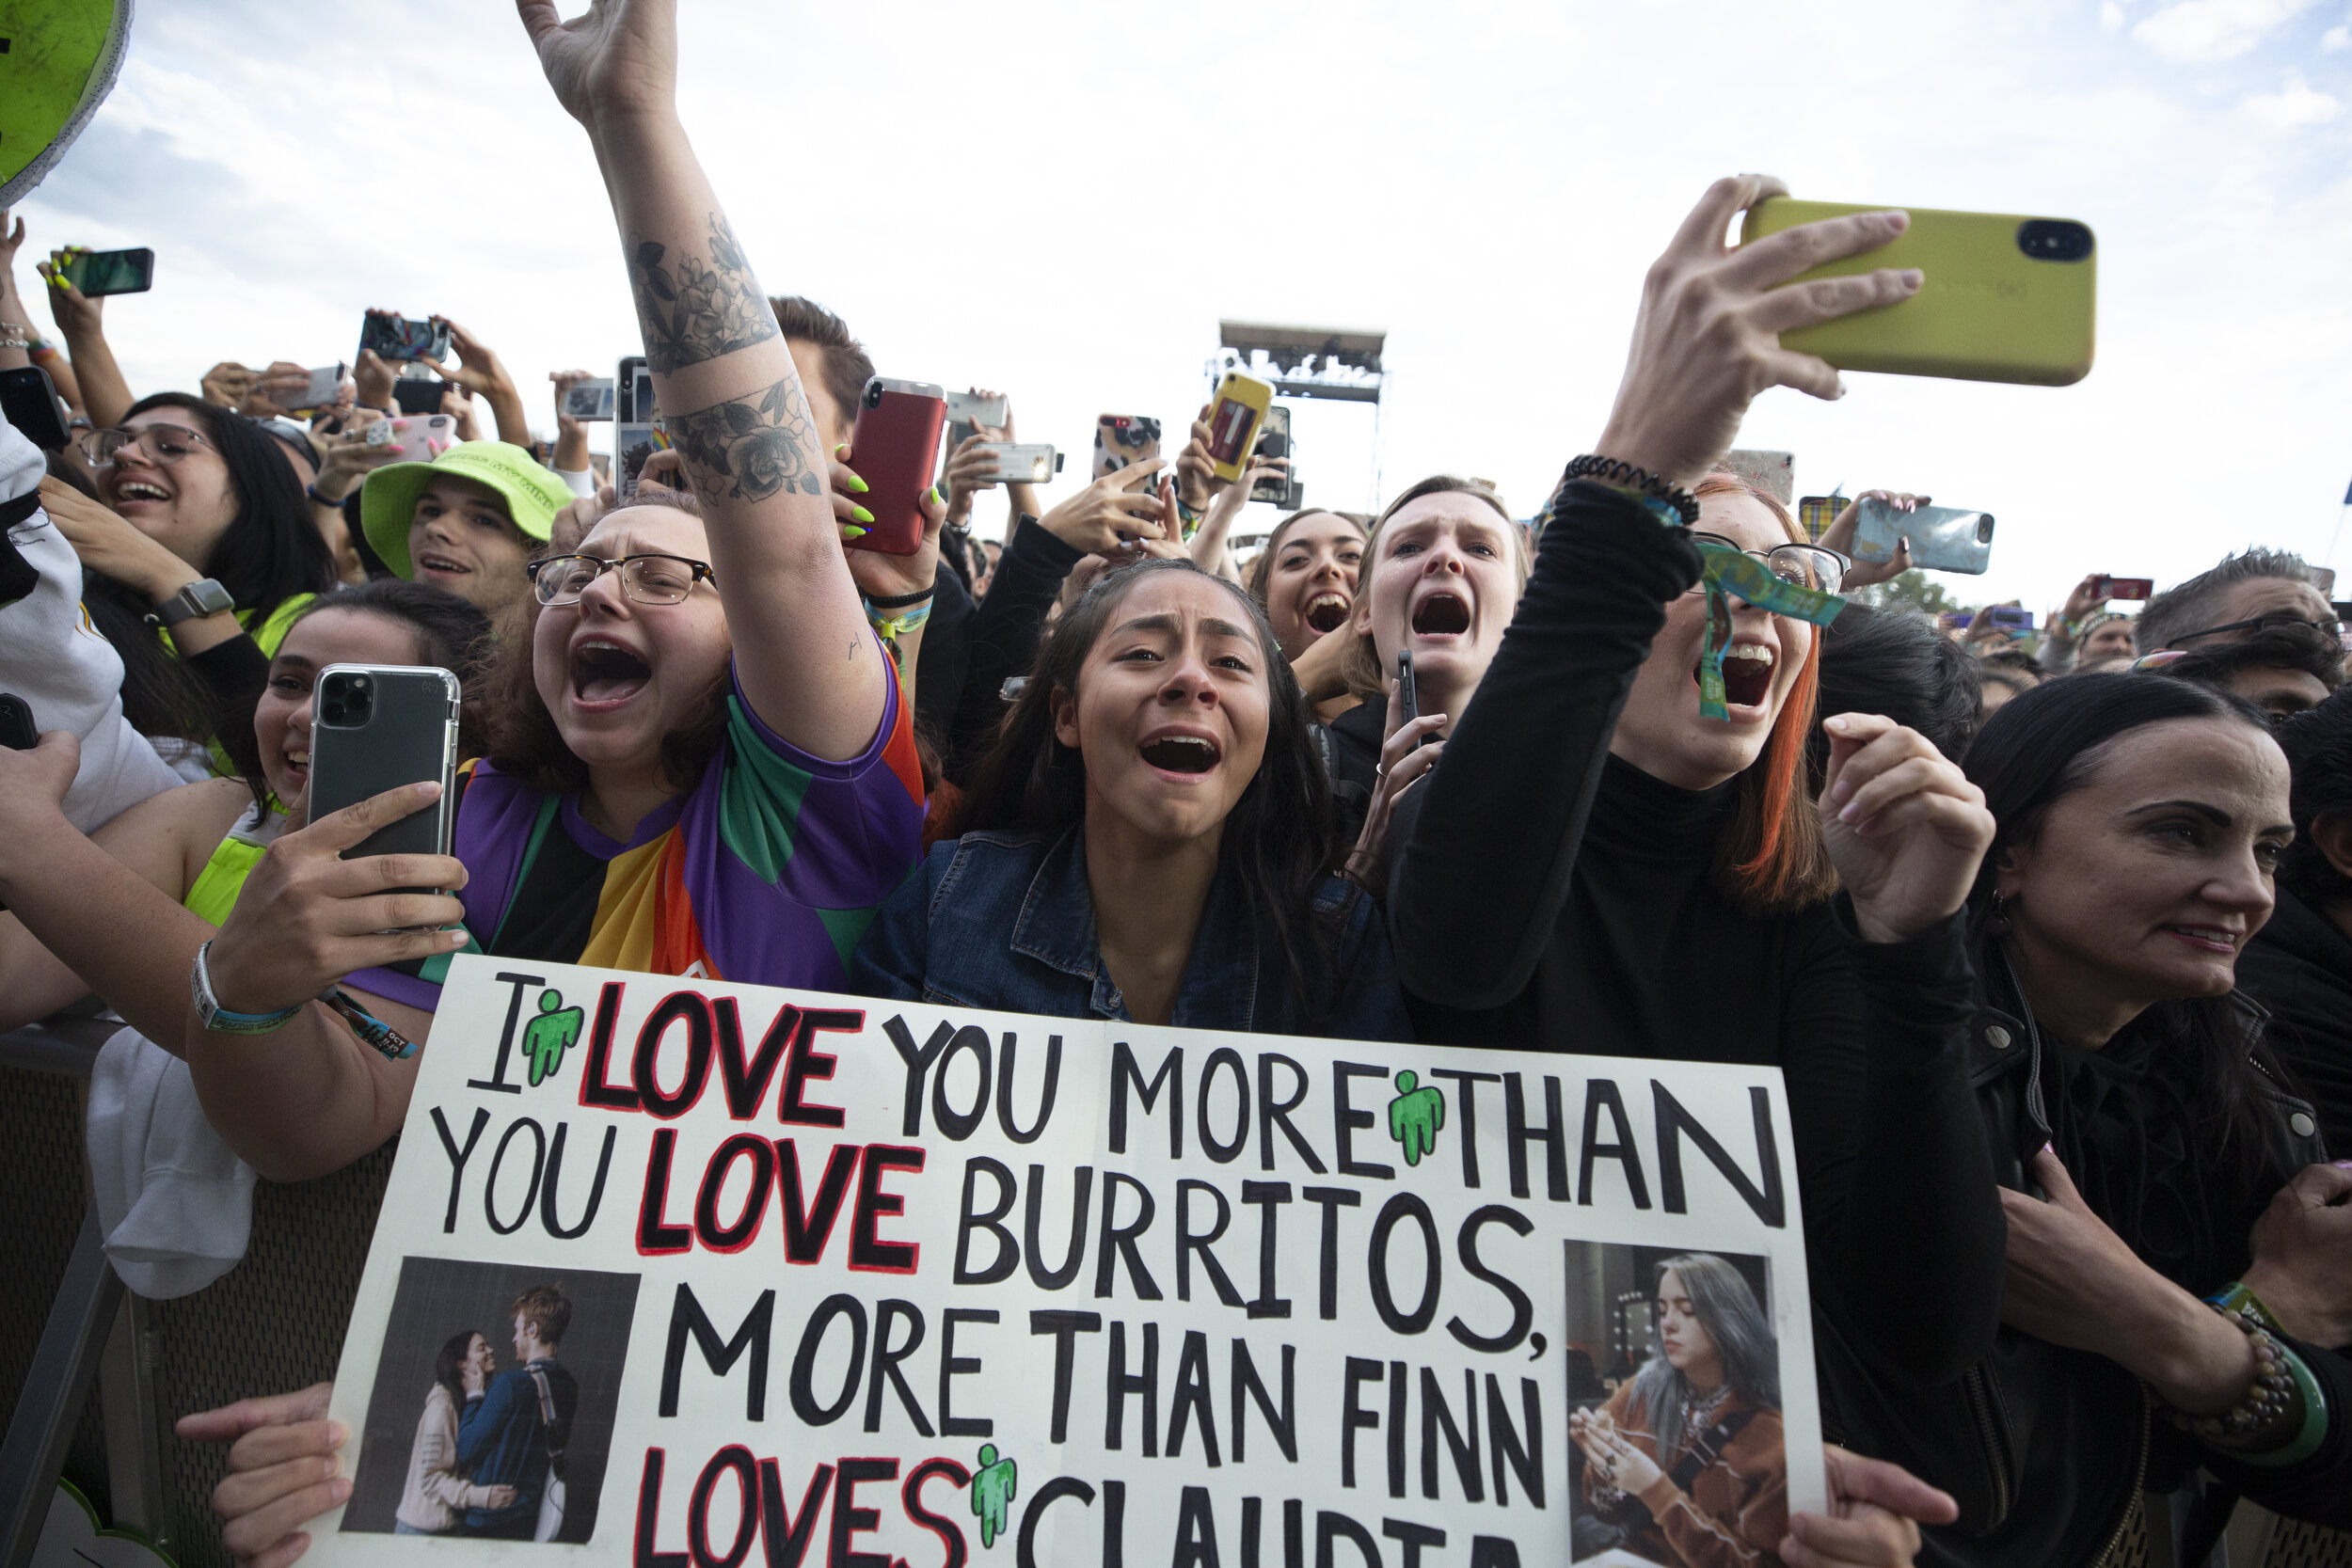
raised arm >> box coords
[519,0,888,761]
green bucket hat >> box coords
[359,440,574,581]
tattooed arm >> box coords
[517,0,890,762]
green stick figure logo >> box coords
[971,1444,1017,1548]
[522,989,585,1087]
[1387,1069,1446,1167]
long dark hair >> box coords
[108,393,336,618]
[434,1331,482,1407]
[1963,673,2293,1184]
[958,556,1348,1012]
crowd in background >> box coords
[2,6,2350,1568]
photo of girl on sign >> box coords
[1566,1248,1787,1567]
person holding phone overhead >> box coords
[142,0,932,1185]
[1387,176,1987,1564]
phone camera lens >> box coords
[2015,220,2093,262]
[864,379,883,410]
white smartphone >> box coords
[363,414,458,464]
[564,379,615,421]
[293,362,348,413]
[975,442,1061,484]
[944,390,1007,427]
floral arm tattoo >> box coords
[669,377,824,504]
[628,214,778,374]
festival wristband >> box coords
[1692,543,1846,722]
[866,601,932,641]
[323,988,417,1062]
[2206,1281,2286,1336]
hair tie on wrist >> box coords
[865,585,935,610]
[1562,454,1701,528]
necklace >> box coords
[1681,1382,1733,1441]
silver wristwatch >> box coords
[149,578,236,629]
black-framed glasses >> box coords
[2168,610,2347,646]
[1680,532,1850,596]
[80,423,215,467]
[527,552,717,607]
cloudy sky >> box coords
[14,0,2351,610]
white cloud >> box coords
[2243,69,2342,124]
[2102,1,2127,30]
[2323,20,2351,46]
[2131,0,2315,60]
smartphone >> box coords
[564,379,615,421]
[1984,607,2035,632]
[290,363,347,414]
[309,665,461,888]
[1852,498,1994,576]
[974,442,1061,485]
[1204,372,1275,483]
[57,246,154,297]
[1397,648,1419,726]
[363,415,457,464]
[847,378,947,555]
[0,693,37,751]
[390,378,445,416]
[358,309,452,364]
[615,355,667,499]
[0,365,72,451]
[1740,198,2096,386]
[1248,404,1293,504]
[1094,413,1161,481]
[944,390,1007,428]
[2090,576,2153,602]
[1797,495,1844,544]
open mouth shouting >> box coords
[416,549,471,580]
[1411,591,1470,638]
[1137,727,1222,779]
[1302,592,1351,635]
[1696,641,1777,709]
[570,637,653,709]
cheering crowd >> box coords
[4,4,2351,1567]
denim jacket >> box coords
[850,827,1413,1041]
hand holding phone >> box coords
[844,377,947,555]
[53,246,155,297]
[2089,576,2153,602]
[0,694,38,752]
[310,666,461,882]
[364,415,456,464]
[358,309,452,365]
[1205,373,1275,483]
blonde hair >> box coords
[1340,475,1526,703]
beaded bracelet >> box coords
[1562,454,1700,527]
[2164,1297,2308,1452]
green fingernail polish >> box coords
[841,472,869,494]
[841,524,868,539]
[850,503,876,525]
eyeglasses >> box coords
[2167,610,2348,646]
[527,552,718,607]
[1681,533,1850,596]
[80,423,215,467]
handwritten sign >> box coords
[316,957,1825,1568]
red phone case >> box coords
[846,381,946,556]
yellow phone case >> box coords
[1205,372,1275,483]
[1740,199,2096,386]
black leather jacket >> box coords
[1820,974,2343,1568]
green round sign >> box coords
[0,0,136,209]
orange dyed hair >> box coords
[1692,473,1837,917]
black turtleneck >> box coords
[1387,481,2005,1391]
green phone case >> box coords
[1740,199,2096,386]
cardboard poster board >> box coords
[315,957,1824,1568]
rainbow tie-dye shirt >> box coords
[355,665,924,1007]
